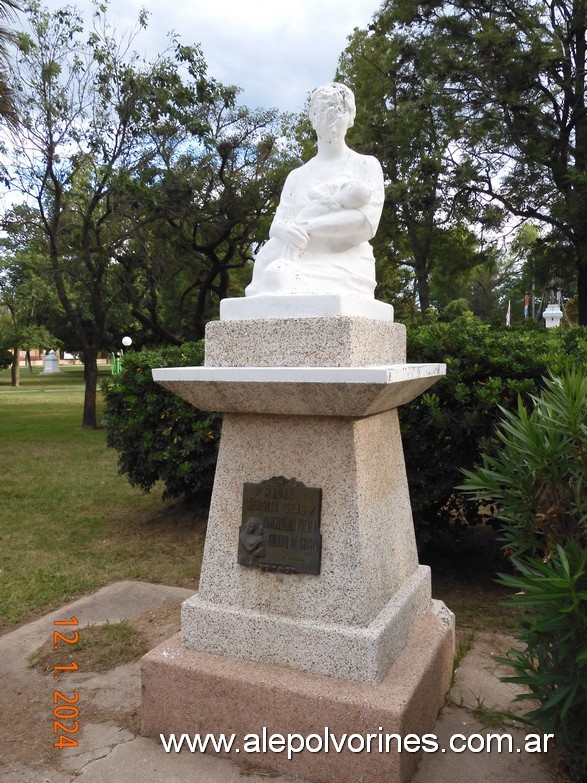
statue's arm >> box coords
[302,156,384,247]
[268,169,310,252]
[358,156,385,237]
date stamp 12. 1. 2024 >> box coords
[51,615,80,749]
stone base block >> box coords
[141,601,454,783]
[205,316,406,367]
[182,566,432,685]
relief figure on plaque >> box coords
[245,82,384,299]
[239,517,266,564]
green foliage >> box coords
[0,246,61,345]
[336,0,587,320]
[459,369,587,779]
[114,103,296,342]
[103,319,587,551]
[0,0,20,128]
[337,18,483,314]
[496,544,587,781]
[0,346,12,368]
[374,0,587,323]
[102,342,221,505]
[402,315,587,542]
[5,0,289,424]
[460,368,587,558]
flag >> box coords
[524,293,529,319]
[506,300,511,326]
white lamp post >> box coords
[112,337,133,376]
[543,303,563,328]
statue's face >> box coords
[311,96,351,143]
[309,84,355,144]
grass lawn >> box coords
[0,364,205,631]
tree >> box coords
[516,225,579,319]
[0,241,58,385]
[2,1,228,426]
[380,0,587,324]
[113,102,296,341]
[427,225,511,319]
[337,15,492,314]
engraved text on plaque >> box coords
[238,476,322,575]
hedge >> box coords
[102,317,587,544]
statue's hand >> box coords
[272,222,310,252]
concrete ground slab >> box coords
[0,582,557,783]
[1,581,195,671]
[412,706,553,783]
[73,733,304,782]
[450,631,538,717]
[58,722,135,774]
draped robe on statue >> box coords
[245,148,384,299]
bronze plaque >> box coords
[238,477,322,575]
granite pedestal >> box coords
[141,311,454,783]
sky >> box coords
[35,0,381,115]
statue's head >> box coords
[309,82,356,133]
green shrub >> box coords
[0,347,13,369]
[459,368,587,558]
[496,544,587,782]
[460,369,587,781]
[402,315,587,543]
[101,342,221,506]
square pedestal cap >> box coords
[152,364,446,417]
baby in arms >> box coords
[296,179,371,226]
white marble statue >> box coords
[245,83,384,299]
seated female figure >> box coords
[245,82,384,299]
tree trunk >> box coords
[403,207,433,316]
[82,348,99,429]
[415,258,431,315]
[577,245,587,327]
[11,346,20,387]
[572,0,587,325]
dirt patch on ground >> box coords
[131,600,186,647]
[1,601,182,771]
[30,620,151,674]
